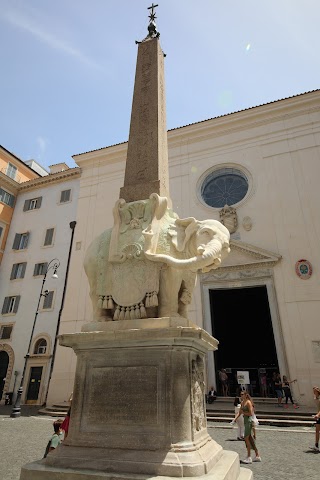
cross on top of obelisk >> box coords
[148,3,158,18]
[147,3,160,39]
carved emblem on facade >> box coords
[191,355,206,432]
[219,205,238,234]
[242,216,253,231]
[295,259,313,280]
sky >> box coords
[0,0,319,170]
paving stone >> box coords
[0,409,319,480]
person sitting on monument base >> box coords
[206,386,217,403]
[43,420,63,458]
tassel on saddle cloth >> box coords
[97,294,156,320]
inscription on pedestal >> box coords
[86,365,158,426]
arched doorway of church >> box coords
[0,351,9,400]
[210,285,279,397]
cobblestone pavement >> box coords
[208,422,319,480]
[0,408,319,480]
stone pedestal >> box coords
[20,318,252,480]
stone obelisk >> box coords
[120,33,169,203]
[20,7,251,480]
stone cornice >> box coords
[201,240,282,279]
[18,168,81,192]
[168,90,320,140]
[167,104,320,150]
[73,146,127,171]
[0,172,19,194]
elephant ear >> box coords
[171,217,198,252]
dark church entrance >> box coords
[209,285,279,397]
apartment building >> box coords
[0,163,81,405]
[0,146,43,264]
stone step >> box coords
[38,403,70,417]
[207,410,313,421]
[214,396,281,404]
[38,408,68,417]
[207,415,314,427]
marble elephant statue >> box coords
[84,200,230,322]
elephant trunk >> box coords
[144,239,226,271]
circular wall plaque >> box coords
[295,259,312,280]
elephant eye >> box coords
[200,230,211,237]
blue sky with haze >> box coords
[1,0,319,170]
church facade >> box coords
[48,89,320,406]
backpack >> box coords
[43,438,52,458]
[43,431,62,458]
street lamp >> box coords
[10,258,60,418]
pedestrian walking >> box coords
[310,386,320,452]
[234,390,261,464]
[313,386,320,410]
[282,376,298,408]
[259,372,267,397]
[232,396,244,440]
[219,369,229,397]
[274,372,283,406]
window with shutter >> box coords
[6,163,17,180]
[60,189,71,203]
[34,338,47,354]
[43,291,54,309]
[23,197,42,211]
[0,188,15,207]
[10,262,27,279]
[44,228,54,246]
[2,297,10,314]
[19,233,29,249]
[33,262,48,276]
[13,233,21,250]
[13,296,20,313]
[0,325,13,340]
[13,233,29,250]
[0,225,4,243]
[2,296,20,314]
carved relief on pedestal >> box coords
[219,205,238,234]
[191,355,206,432]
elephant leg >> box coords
[158,267,181,317]
[178,275,196,318]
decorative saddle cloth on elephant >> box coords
[96,230,161,320]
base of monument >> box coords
[43,437,223,477]
[20,450,252,480]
